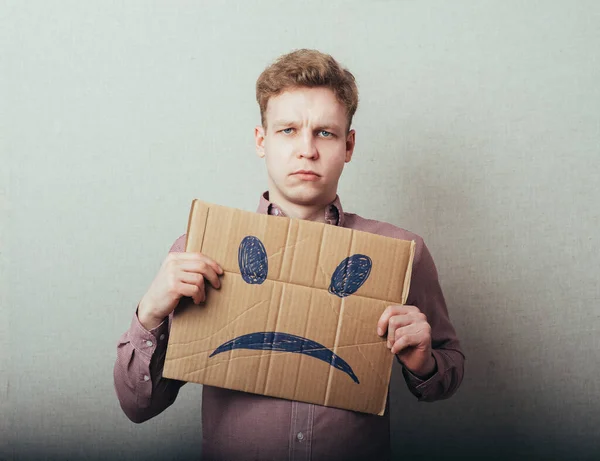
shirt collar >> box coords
[256,191,345,227]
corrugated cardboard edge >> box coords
[402,240,416,305]
[185,199,210,252]
[376,239,416,416]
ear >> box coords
[255,125,266,158]
[345,129,356,163]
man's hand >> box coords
[377,305,437,379]
[138,252,224,330]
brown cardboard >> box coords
[163,200,416,415]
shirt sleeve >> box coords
[113,235,187,423]
[113,311,185,423]
[398,238,465,402]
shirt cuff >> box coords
[128,309,170,359]
[397,350,446,399]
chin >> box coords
[283,185,332,206]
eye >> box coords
[281,128,294,135]
[318,130,334,138]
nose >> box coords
[296,133,319,160]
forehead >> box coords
[266,87,346,125]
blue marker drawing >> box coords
[238,236,268,284]
[228,240,370,384]
[329,254,372,298]
[210,331,359,384]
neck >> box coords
[268,190,334,223]
[281,203,329,223]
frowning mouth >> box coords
[291,170,321,181]
[210,331,360,384]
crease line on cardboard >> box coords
[262,281,284,395]
[355,345,387,387]
[312,224,326,289]
[167,298,270,347]
[222,277,234,389]
[275,218,293,282]
[270,235,313,258]
[324,288,340,324]
[258,282,276,395]
[286,221,300,283]
[323,229,355,405]
[323,298,347,405]
[168,282,388,349]
[292,285,314,400]
[210,274,397,304]
[206,225,412,305]
[378,356,394,416]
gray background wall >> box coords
[3,1,599,460]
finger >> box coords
[178,259,224,278]
[392,324,420,345]
[377,305,405,336]
[196,254,224,275]
[377,305,422,335]
[393,324,430,353]
[397,305,420,315]
[386,314,414,345]
[179,271,205,287]
[179,281,205,304]
[391,333,420,354]
[199,265,221,290]
[171,253,224,275]
[194,285,206,305]
[177,262,222,289]
[178,263,219,287]
[384,307,427,342]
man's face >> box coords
[255,87,355,209]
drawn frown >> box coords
[209,235,373,384]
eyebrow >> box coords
[271,120,298,128]
[271,120,343,132]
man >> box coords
[114,49,464,461]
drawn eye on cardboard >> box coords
[163,200,416,415]
[238,236,268,284]
[210,236,372,384]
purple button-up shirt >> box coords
[114,192,464,461]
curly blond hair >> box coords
[256,49,359,132]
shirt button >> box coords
[297,432,304,441]
[159,334,165,341]
[146,340,153,347]
[143,375,150,382]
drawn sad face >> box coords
[209,235,373,384]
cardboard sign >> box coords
[163,200,415,415]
